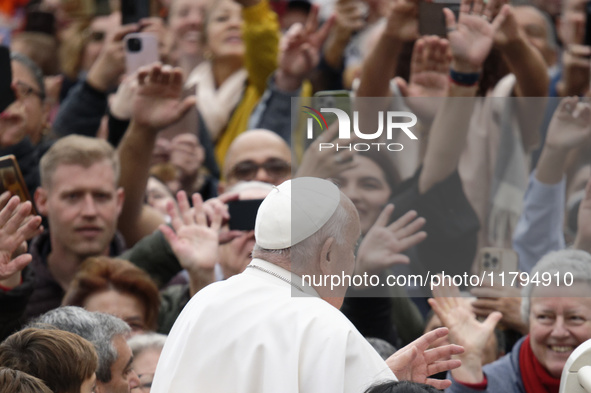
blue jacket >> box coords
[446,336,526,393]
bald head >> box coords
[223,130,292,188]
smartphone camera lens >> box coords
[127,37,142,52]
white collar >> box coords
[245,259,320,298]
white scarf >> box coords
[186,61,248,142]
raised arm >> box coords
[117,64,196,246]
[419,0,504,193]
[513,98,591,271]
[356,0,419,98]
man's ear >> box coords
[319,237,335,276]
[34,187,48,216]
[116,187,125,217]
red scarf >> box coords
[519,335,561,393]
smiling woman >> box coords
[434,249,591,393]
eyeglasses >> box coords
[14,80,44,100]
[228,158,291,182]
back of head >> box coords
[39,135,119,188]
[32,306,130,383]
[364,380,441,393]
[0,368,53,393]
[252,177,353,270]
[0,328,97,393]
[62,257,160,331]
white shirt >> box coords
[151,259,396,393]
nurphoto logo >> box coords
[302,106,419,152]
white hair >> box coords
[521,249,591,324]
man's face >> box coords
[223,132,291,189]
[96,335,140,393]
[35,160,124,261]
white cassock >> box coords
[151,258,397,393]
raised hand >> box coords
[355,205,427,275]
[558,45,591,97]
[445,0,505,72]
[109,72,139,120]
[160,191,221,272]
[386,327,464,390]
[132,64,197,133]
[491,4,521,50]
[0,193,43,284]
[395,36,451,119]
[296,121,358,179]
[383,0,420,41]
[276,5,334,91]
[428,291,502,383]
[546,97,591,150]
[160,191,222,295]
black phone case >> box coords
[0,46,15,114]
[228,199,265,231]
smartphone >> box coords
[0,155,35,213]
[585,1,591,46]
[124,32,159,75]
[0,46,15,114]
[24,10,56,36]
[419,1,460,37]
[228,199,264,231]
[312,89,352,131]
[475,247,519,277]
[121,0,151,25]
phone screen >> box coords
[419,2,460,37]
[0,46,15,114]
[121,0,150,25]
[585,1,591,46]
[0,154,35,213]
[228,199,264,231]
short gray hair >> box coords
[30,306,130,383]
[252,195,353,269]
[127,333,167,358]
[521,249,591,323]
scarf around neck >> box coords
[186,61,248,142]
[519,335,561,393]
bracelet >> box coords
[449,69,481,86]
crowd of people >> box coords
[0,0,591,391]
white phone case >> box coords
[124,32,159,75]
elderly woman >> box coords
[430,249,591,392]
[127,333,167,393]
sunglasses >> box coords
[228,158,291,182]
